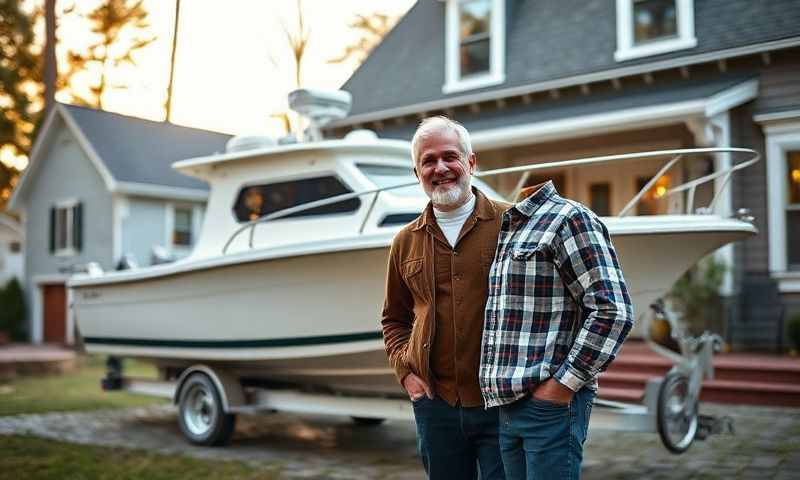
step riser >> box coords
[699,390,800,408]
[599,378,800,407]
[712,370,800,385]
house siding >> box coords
[753,55,800,114]
[729,100,784,350]
[22,125,114,336]
[121,196,205,266]
[0,225,23,286]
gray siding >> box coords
[121,197,205,266]
[754,54,800,114]
[22,122,114,333]
[729,102,783,350]
[121,197,168,267]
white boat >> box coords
[70,92,759,399]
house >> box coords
[330,0,800,350]
[0,212,23,287]
[7,104,231,345]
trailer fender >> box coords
[173,365,246,412]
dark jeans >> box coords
[498,387,595,480]
[412,396,505,480]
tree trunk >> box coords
[44,0,57,116]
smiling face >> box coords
[414,127,476,211]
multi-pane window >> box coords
[459,0,492,78]
[50,201,82,255]
[445,0,504,93]
[633,0,677,45]
[590,183,612,217]
[173,207,193,247]
[787,151,800,268]
[233,176,360,223]
[615,0,695,61]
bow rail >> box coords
[222,147,759,254]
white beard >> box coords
[431,177,471,209]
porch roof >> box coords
[371,75,759,150]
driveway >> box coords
[1,402,798,479]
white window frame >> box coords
[165,203,202,254]
[614,0,697,62]
[763,118,800,292]
[53,199,79,257]
[443,0,506,94]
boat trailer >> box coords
[103,302,732,453]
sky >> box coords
[1,0,417,171]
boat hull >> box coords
[72,216,755,397]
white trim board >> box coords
[116,181,208,202]
[469,80,758,150]
[333,37,800,127]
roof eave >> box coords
[334,36,800,127]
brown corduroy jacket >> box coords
[381,188,510,393]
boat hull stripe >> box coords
[82,331,383,348]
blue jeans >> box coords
[498,387,595,480]
[412,396,505,480]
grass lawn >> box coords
[0,435,282,480]
[0,356,166,416]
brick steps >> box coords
[0,344,77,380]
[596,341,800,407]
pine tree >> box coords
[328,12,399,66]
[61,0,156,109]
[0,0,41,210]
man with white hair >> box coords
[381,117,508,479]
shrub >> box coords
[0,277,27,341]
[668,256,726,335]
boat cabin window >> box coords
[357,164,425,197]
[233,176,361,223]
[379,213,421,227]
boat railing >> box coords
[222,147,759,254]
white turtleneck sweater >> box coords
[433,193,476,247]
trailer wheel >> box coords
[656,371,698,454]
[178,372,236,446]
[351,416,385,427]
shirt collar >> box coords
[514,181,556,217]
[413,186,495,231]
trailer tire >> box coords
[178,372,236,446]
[656,371,698,454]
[351,416,385,427]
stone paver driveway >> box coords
[1,402,798,479]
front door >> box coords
[42,283,66,343]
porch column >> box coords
[685,113,736,296]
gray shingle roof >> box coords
[63,104,231,191]
[341,0,800,118]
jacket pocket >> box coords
[401,258,428,300]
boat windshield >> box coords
[357,164,425,197]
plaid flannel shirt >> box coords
[479,181,634,408]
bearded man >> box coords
[381,117,508,479]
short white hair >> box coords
[410,116,473,166]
